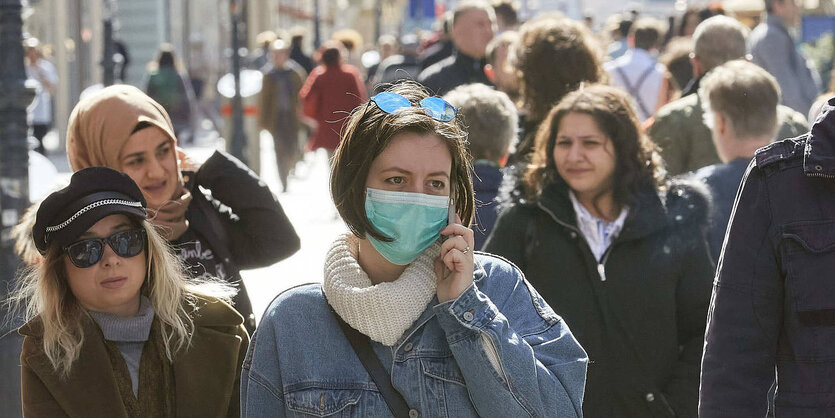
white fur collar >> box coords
[323,233,439,346]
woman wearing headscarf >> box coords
[66,84,300,333]
[12,167,247,416]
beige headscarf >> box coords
[67,85,179,171]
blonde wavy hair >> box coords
[7,218,235,378]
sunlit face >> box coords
[64,215,147,316]
[452,9,495,59]
[119,126,180,210]
[365,132,452,196]
[553,112,617,200]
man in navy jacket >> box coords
[700,99,835,416]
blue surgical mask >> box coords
[365,188,450,265]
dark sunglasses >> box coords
[370,92,458,122]
[64,229,147,268]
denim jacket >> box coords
[700,99,835,416]
[241,253,588,417]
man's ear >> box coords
[484,64,496,83]
[690,55,703,78]
[715,111,729,137]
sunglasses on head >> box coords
[64,229,147,268]
[369,92,458,122]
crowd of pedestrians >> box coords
[8,0,835,416]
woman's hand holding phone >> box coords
[435,210,475,303]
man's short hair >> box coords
[693,15,749,72]
[700,60,780,140]
[629,18,665,51]
[486,30,518,65]
[453,0,496,27]
[444,83,518,161]
[492,0,519,27]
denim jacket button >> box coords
[404,342,413,352]
[645,393,655,402]
[462,311,474,322]
[409,409,419,418]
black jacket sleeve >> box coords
[699,162,781,417]
[482,204,530,271]
[664,224,714,417]
[193,150,300,269]
[658,181,715,418]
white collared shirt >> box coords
[569,191,629,261]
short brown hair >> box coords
[330,81,475,241]
[491,0,519,27]
[629,18,664,51]
[700,60,780,140]
[486,30,518,65]
[525,84,665,208]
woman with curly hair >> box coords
[511,16,604,163]
[485,84,713,417]
[10,167,247,416]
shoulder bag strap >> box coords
[330,307,411,418]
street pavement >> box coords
[39,129,345,324]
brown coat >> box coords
[18,297,249,417]
[258,63,305,137]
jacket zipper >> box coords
[597,247,614,282]
[806,171,835,179]
[537,202,614,282]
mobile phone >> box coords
[448,198,456,226]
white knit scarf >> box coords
[323,233,439,346]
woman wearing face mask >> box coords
[11,167,248,416]
[485,85,713,417]
[241,82,588,417]
[65,85,300,333]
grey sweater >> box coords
[89,296,154,397]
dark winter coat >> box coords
[417,52,492,96]
[700,100,835,416]
[472,163,503,251]
[185,150,300,332]
[484,179,714,417]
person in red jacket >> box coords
[300,41,367,159]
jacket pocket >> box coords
[783,221,835,327]
[285,386,386,417]
[420,357,479,417]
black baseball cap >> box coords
[33,167,147,254]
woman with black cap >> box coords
[65,84,300,333]
[10,167,248,417]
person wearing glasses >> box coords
[65,84,300,334]
[484,85,714,417]
[11,167,248,416]
[241,82,588,417]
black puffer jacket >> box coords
[484,179,713,418]
[185,150,300,333]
